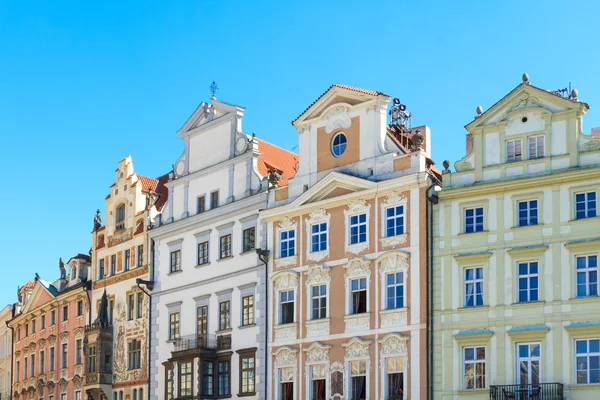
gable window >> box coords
[62,305,69,322]
[311,223,327,253]
[99,259,105,279]
[463,346,486,389]
[350,360,367,400]
[464,267,484,307]
[386,205,405,237]
[518,262,539,302]
[170,250,181,273]
[197,241,209,265]
[128,340,141,370]
[464,207,484,233]
[211,191,219,209]
[350,278,367,314]
[518,200,538,226]
[576,255,598,297]
[110,255,116,275]
[331,132,347,158]
[179,361,193,397]
[575,339,600,384]
[124,249,130,271]
[528,135,544,159]
[575,192,597,220]
[280,229,295,258]
[310,364,326,400]
[311,284,327,320]
[242,295,254,326]
[240,354,256,394]
[279,367,294,400]
[202,361,213,395]
[169,312,180,340]
[128,294,134,321]
[386,272,404,309]
[137,245,143,267]
[219,301,231,331]
[197,195,206,214]
[220,234,232,259]
[243,227,256,252]
[116,204,125,230]
[506,139,522,163]
[136,292,143,319]
[349,213,367,245]
[218,360,230,396]
[279,290,295,324]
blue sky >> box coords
[1,0,599,306]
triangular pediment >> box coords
[466,82,588,131]
[177,99,245,138]
[22,282,54,315]
[290,172,376,208]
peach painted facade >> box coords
[262,85,440,400]
[9,256,91,400]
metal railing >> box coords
[172,334,232,352]
[490,383,564,400]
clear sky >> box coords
[1,0,599,306]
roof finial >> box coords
[210,81,218,100]
[522,73,529,84]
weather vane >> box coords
[210,81,218,97]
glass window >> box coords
[241,355,256,394]
[165,364,174,399]
[576,255,598,297]
[211,191,219,209]
[464,207,484,233]
[110,255,116,275]
[517,343,541,385]
[197,306,208,342]
[386,272,404,309]
[220,234,232,259]
[137,245,144,267]
[218,360,230,396]
[280,367,294,400]
[99,259,105,279]
[179,361,193,397]
[280,229,295,258]
[62,305,69,322]
[77,300,84,317]
[311,285,327,320]
[464,267,484,307]
[331,133,347,157]
[128,340,141,370]
[518,262,539,302]
[40,314,46,330]
[128,294,134,321]
[49,347,55,372]
[87,346,97,373]
[311,223,327,253]
[506,139,522,162]
[463,346,486,389]
[31,318,36,334]
[575,339,600,384]
[575,192,597,220]
[518,200,538,226]
[124,249,130,271]
[136,293,143,319]
[350,278,367,314]
[349,213,367,245]
[280,290,295,324]
[350,360,367,400]
[61,343,68,369]
[243,227,256,252]
[219,301,231,331]
[310,364,326,400]
[386,205,405,237]
[116,204,125,224]
[169,312,180,340]
[76,339,82,365]
[197,241,209,265]
[50,309,56,326]
[197,195,206,214]
[30,354,34,377]
[40,350,45,374]
[242,295,254,326]
[203,361,214,395]
[528,135,544,159]
[170,250,181,273]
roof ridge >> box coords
[254,137,298,156]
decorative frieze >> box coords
[305,318,330,337]
[272,272,298,292]
[323,105,352,134]
[343,257,371,281]
[380,308,408,328]
[344,313,370,332]
[274,323,298,342]
[343,337,372,359]
[304,342,331,363]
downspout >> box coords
[136,238,155,400]
[85,281,93,327]
[7,315,14,400]
[256,248,270,400]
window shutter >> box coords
[515,139,522,160]
[537,136,544,157]
[507,141,514,161]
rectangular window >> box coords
[211,191,219,209]
[464,207,484,233]
[386,205,405,237]
[197,305,208,337]
[350,360,367,400]
[25,324,28,337]
[350,278,367,315]
[62,305,69,322]
[386,272,404,309]
[197,241,209,265]
[280,290,294,324]
[169,312,180,340]
[40,350,45,374]
[136,293,143,319]
[128,340,141,370]
[386,357,405,398]
[528,135,544,159]
[77,300,84,317]
[349,213,367,244]
[463,346,486,389]
[75,392,81,400]
[280,367,294,400]
[109,299,114,324]
[241,355,256,394]
[242,295,254,326]
[110,254,116,275]
[575,339,600,384]
[41,315,46,330]
[31,318,36,334]
[61,343,68,369]
[99,259,105,279]
[310,364,326,400]
[575,192,597,220]
[576,255,598,297]
[51,310,56,326]
[76,339,82,365]
[137,245,144,267]
[15,360,19,382]
[219,301,231,331]
[202,361,213,395]
[311,223,327,253]
[197,195,206,214]
[179,361,193,397]
[518,262,539,302]
[464,267,484,307]
[30,354,34,377]
[243,227,256,252]
[49,347,55,371]
[61,394,66,400]
[506,138,522,162]
[24,357,27,379]
[517,343,541,385]
[220,234,232,259]
[128,294,134,321]
[280,229,295,258]
[124,249,130,271]
[518,200,538,226]
[170,250,181,273]
[311,284,327,320]
[87,346,97,373]
[218,360,230,396]
[165,365,174,399]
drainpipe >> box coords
[6,314,14,400]
[256,248,270,400]
[85,280,93,327]
[136,239,155,400]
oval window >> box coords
[331,133,347,157]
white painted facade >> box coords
[0,305,13,400]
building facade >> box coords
[85,156,167,400]
[9,256,91,400]
[0,304,14,399]
[433,77,600,399]
[260,84,440,400]
[148,96,297,400]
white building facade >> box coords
[0,305,13,400]
[149,96,297,400]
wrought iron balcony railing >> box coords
[172,334,232,353]
[490,383,564,400]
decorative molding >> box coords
[305,209,331,262]
[272,271,298,292]
[74,327,84,339]
[304,264,331,286]
[59,332,69,343]
[379,333,409,356]
[380,308,408,328]
[304,342,331,363]
[343,337,372,359]
[278,216,297,230]
[305,319,330,337]
[275,255,297,270]
[274,323,298,342]
[297,124,312,135]
[323,105,352,134]
[582,138,600,151]
[344,199,371,255]
[92,265,148,290]
[380,234,408,248]
[377,252,409,276]
[344,313,370,332]
[273,346,298,367]
[343,257,371,281]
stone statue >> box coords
[93,209,102,231]
[35,273,40,282]
[268,169,282,188]
[59,258,66,279]
[17,286,22,303]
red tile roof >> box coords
[134,220,144,235]
[135,175,159,194]
[254,138,298,186]
[96,226,106,232]
[153,173,170,211]
[22,281,36,290]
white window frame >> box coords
[506,138,523,162]
[344,258,371,332]
[384,356,407,399]
[516,342,541,385]
[307,363,328,400]
[165,301,182,341]
[348,213,367,246]
[193,294,210,338]
[575,191,597,220]
[575,338,600,384]
[517,261,539,303]
[344,199,371,255]
[528,135,545,159]
[305,265,331,337]
[167,238,183,274]
[216,288,233,332]
[379,334,408,400]
[347,359,369,400]
[463,346,486,389]
[274,347,298,400]
[517,199,539,227]
[349,278,368,315]
[238,282,257,328]
[464,267,484,307]
[380,193,408,249]
[464,207,484,233]
[276,217,298,269]
[385,271,405,310]
[305,209,331,262]
[279,290,295,325]
[278,366,295,400]
[216,222,234,260]
[194,229,211,267]
[310,284,327,320]
[575,254,598,297]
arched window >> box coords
[71,266,77,280]
[132,389,137,400]
[138,388,143,400]
[116,205,126,230]
[331,133,347,157]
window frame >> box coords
[61,343,68,369]
[385,272,405,310]
[210,190,219,209]
[506,138,523,163]
[279,228,296,259]
[528,135,545,159]
[197,241,209,266]
[239,352,256,395]
[517,261,539,303]
[279,290,295,325]
[218,359,231,396]
[202,360,214,396]
[463,346,486,390]
[308,363,327,400]
[137,244,144,267]
[349,277,368,315]
[575,254,598,297]
[124,249,130,271]
[220,234,232,259]
[464,206,484,233]
[517,199,539,227]
[310,284,327,320]
[348,359,368,400]
[169,249,181,273]
[197,195,206,214]
[575,191,597,220]
[169,312,180,341]
[243,227,256,253]
[464,267,484,307]
[136,292,143,319]
[219,300,231,331]
[127,340,141,370]
[575,338,600,384]
[331,132,347,158]
[242,295,254,327]
[178,360,193,397]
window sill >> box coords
[216,328,233,334]
[458,230,489,236]
[457,389,489,395]
[240,249,255,256]
[456,305,489,313]
[167,270,183,276]
[275,255,297,269]
[569,295,599,304]
[238,323,256,330]
[217,256,233,262]
[568,383,600,390]
[380,234,408,248]
[195,262,211,269]
[238,392,256,397]
[510,300,544,308]
[511,223,543,230]
[570,215,600,223]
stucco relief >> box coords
[344,314,370,332]
[344,199,371,255]
[305,209,331,262]
[378,252,409,276]
[274,323,297,341]
[305,264,330,286]
[113,292,149,384]
[306,319,330,337]
[330,361,345,399]
[272,272,298,292]
[322,105,352,134]
[304,342,331,363]
[343,337,372,358]
[343,257,371,282]
[273,346,298,382]
[380,192,408,249]
[380,309,408,327]
[275,256,297,269]
[275,216,299,269]
[278,216,297,231]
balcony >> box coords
[490,383,564,400]
[85,371,113,386]
[172,334,231,358]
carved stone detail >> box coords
[378,252,409,276]
[380,308,408,328]
[305,319,330,337]
[275,256,298,270]
[343,257,371,281]
[304,342,331,363]
[344,314,370,332]
[274,346,298,367]
[380,234,408,248]
[273,272,298,292]
[278,216,297,230]
[343,337,372,358]
[305,264,330,286]
[274,323,298,342]
[379,333,408,356]
[323,105,352,134]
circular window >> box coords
[331,133,347,157]
[522,116,528,123]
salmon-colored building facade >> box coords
[9,256,91,400]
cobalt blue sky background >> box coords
[0,0,599,306]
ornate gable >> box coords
[289,172,376,208]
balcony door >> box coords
[517,343,541,385]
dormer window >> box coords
[331,133,347,157]
[116,204,125,230]
[71,266,77,280]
